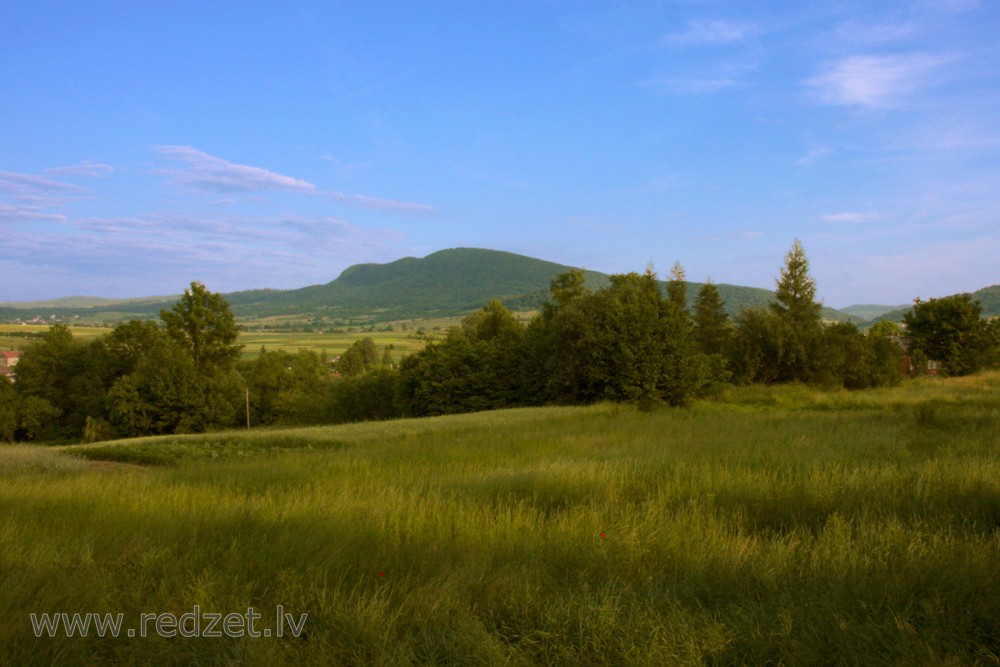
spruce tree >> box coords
[666,261,687,313]
[769,239,823,382]
[771,239,822,328]
[693,279,730,355]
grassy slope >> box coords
[3,375,1000,665]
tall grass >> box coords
[2,375,999,665]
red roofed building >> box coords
[1,350,23,368]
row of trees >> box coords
[3,283,244,442]
[3,242,997,442]
[394,241,907,419]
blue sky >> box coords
[3,1,998,308]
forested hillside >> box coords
[865,284,1000,325]
[1,247,857,325]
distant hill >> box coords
[0,247,869,325]
[223,247,850,322]
[863,284,1000,326]
[839,304,908,321]
[0,296,123,309]
[224,248,611,320]
[0,294,177,311]
[975,285,1000,315]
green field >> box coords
[239,330,431,361]
[2,375,999,665]
[0,324,439,362]
[0,324,109,351]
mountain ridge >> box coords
[863,284,1000,326]
[3,247,995,326]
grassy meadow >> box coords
[0,324,109,351]
[238,329,432,361]
[0,323,436,362]
[2,374,999,665]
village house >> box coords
[0,350,21,382]
[1,350,23,368]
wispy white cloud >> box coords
[155,145,316,193]
[323,191,438,215]
[822,211,881,223]
[0,171,86,227]
[640,76,745,94]
[662,20,758,47]
[823,21,917,51]
[0,171,85,200]
[641,27,760,96]
[795,145,832,166]
[45,161,115,177]
[0,208,408,298]
[154,146,438,214]
[0,203,68,223]
[917,0,980,12]
[807,52,956,109]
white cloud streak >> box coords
[45,161,115,177]
[0,203,68,223]
[155,145,316,193]
[917,0,980,12]
[823,21,917,51]
[640,76,745,94]
[3,208,408,299]
[154,146,438,214]
[795,146,832,166]
[807,52,955,109]
[822,211,881,223]
[0,171,86,200]
[663,20,758,47]
[322,191,438,215]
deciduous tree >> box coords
[903,294,990,376]
[160,282,242,371]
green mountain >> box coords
[226,247,845,322]
[224,248,611,320]
[1,247,858,325]
[863,284,1000,326]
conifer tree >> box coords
[769,239,823,382]
[693,279,730,355]
[771,239,822,329]
[666,261,687,313]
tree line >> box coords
[2,241,998,442]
